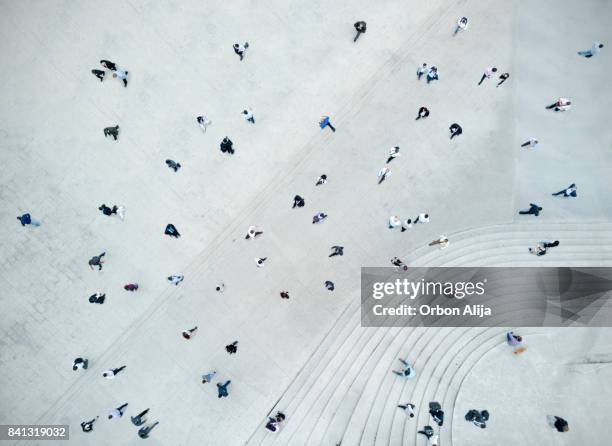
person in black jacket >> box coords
[100,60,117,71]
[354,21,367,42]
[220,137,234,154]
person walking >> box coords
[545,98,571,111]
[454,16,468,35]
[549,415,569,432]
[319,116,336,132]
[389,215,402,229]
[138,422,159,439]
[378,166,391,184]
[255,257,267,268]
[80,417,98,433]
[312,212,328,224]
[316,174,328,186]
[100,60,117,71]
[426,66,439,83]
[391,257,405,267]
[429,235,449,249]
[112,69,129,87]
[429,402,444,426]
[416,106,430,120]
[233,42,249,60]
[325,280,335,291]
[417,63,428,80]
[353,21,367,42]
[88,292,106,304]
[202,371,217,384]
[280,291,290,299]
[88,252,106,271]
[392,358,415,378]
[124,283,139,291]
[131,408,149,426]
[91,69,105,82]
[417,425,435,441]
[521,138,538,149]
[398,403,416,418]
[552,183,577,197]
[242,108,255,123]
[167,275,184,286]
[104,125,120,140]
[578,42,604,58]
[73,357,89,371]
[196,115,212,132]
[226,341,238,354]
[528,243,547,256]
[449,123,462,139]
[401,219,412,232]
[17,213,41,227]
[182,327,198,340]
[166,159,181,172]
[108,403,128,419]
[217,380,231,398]
[415,213,430,224]
[245,225,263,239]
[386,146,400,164]
[215,283,225,293]
[506,331,523,346]
[497,72,510,87]
[329,245,344,257]
[165,223,180,238]
[103,366,126,379]
[519,203,542,216]
[478,67,498,85]
[220,137,234,154]
[292,195,305,208]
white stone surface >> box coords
[0,0,611,445]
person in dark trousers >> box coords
[220,137,234,154]
[166,159,181,172]
[89,252,106,270]
[280,291,290,299]
[329,246,344,257]
[417,63,427,80]
[398,403,416,417]
[497,73,510,87]
[226,341,238,354]
[100,60,117,71]
[217,380,231,398]
[138,422,159,439]
[319,116,336,132]
[73,357,89,370]
[99,204,117,216]
[131,408,150,426]
[416,106,430,120]
[91,69,105,82]
[449,123,462,139]
[553,416,569,432]
[519,203,542,216]
[17,213,40,226]
[103,366,126,378]
[478,67,497,85]
[312,212,328,223]
[417,425,434,439]
[293,195,305,208]
[233,42,249,60]
[81,417,98,433]
[552,183,577,197]
[124,283,139,291]
[316,174,327,186]
[89,292,106,304]
[353,21,367,42]
[386,146,400,164]
[429,402,444,426]
[182,327,198,340]
[104,125,120,140]
[113,70,128,87]
[108,403,128,419]
[325,280,335,291]
[165,224,180,238]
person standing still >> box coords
[354,21,367,42]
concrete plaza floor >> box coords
[1,0,611,445]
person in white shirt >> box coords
[378,167,391,184]
[233,42,249,60]
[168,275,184,286]
[102,366,126,379]
[478,66,498,85]
[416,63,428,80]
[389,216,401,229]
[416,106,430,120]
[415,213,430,224]
[315,174,327,186]
[521,138,538,149]
[112,70,128,87]
[578,42,604,58]
[255,257,267,267]
[196,116,212,132]
[401,219,412,232]
[454,17,468,35]
[429,236,449,249]
[386,146,400,164]
[546,98,571,111]
[245,225,263,239]
[242,108,255,123]
[72,357,88,371]
[552,183,577,197]
[398,403,416,418]
[215,283,225,292]
[108,403,128,419]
